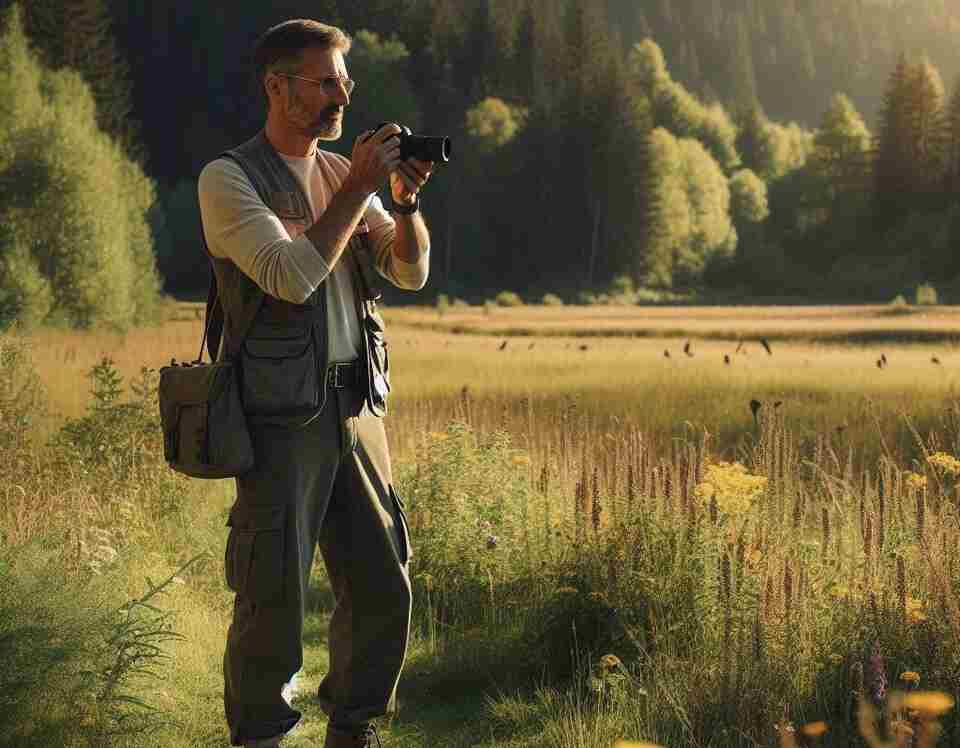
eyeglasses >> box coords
[276,72,356,96]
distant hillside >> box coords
[604,0,960,127]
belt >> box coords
[326,360,363,389]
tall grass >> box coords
[3,311,958,747]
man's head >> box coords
[254,19,353,142]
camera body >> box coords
[371,122,451,163]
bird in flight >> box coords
[684,340,694,357]
[498,340,508,351]
[724,354,731,365]
[932,356,941,365]
[760,338,772,356]
[664,349,671,359]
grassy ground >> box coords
[4,303,960,747]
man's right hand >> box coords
[344,124,403,196]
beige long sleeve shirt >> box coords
[198,148,429,362]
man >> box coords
[197,18,432,748]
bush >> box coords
[915,283,939,306]
[495,290,524,307]
[435,293,450,316]
[541,293,564,306]
[0,6,161,329]
[452,297,471,308]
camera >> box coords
[371,122,451,163]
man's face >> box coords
[270,46,350,141]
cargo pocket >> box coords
[224,504,286,604]
[241,327,319,415]
[389,485,411,565]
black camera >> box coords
[371,122,451,163]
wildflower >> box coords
[905,596,927,624]
[902,691,955,718]
[866,641,887,705]
[801,721,829,737]
[829,653,843,665]
[600,654,622,670]
[486,534,498,550]
[428,431,449,441]
[900,671,921,684]
[904,471,927,490]
[512,453,531,465]
[927,452,960,474]
[694,460,767,517]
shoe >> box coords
[323,722,383,748]
[244,737,282,747]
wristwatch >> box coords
[389,194,419,215]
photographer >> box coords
[197,19,433,748]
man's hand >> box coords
[344,124,403,196]
[390,157,433,207]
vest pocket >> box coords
[363,309,390,417]
[240,327,319,415]
[225,504,286,604]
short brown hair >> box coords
[253,19,352,109]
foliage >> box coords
[466,96,525,151]
[495,290,524,307]
[0,5,161,329]
[541,292,564,306]
[915,283,939,306]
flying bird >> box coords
[498,340,508,351]
[528,342,536,350]
[735,339,744,354]
[684,340,694,357]
[774,401,783,408]
[579,344,589,352]
[664,349,671,359]
[724,354,731,365]
[760,338,773,356]
[876,359,883,369]
[881,353,887,366]
[932,356,941,365]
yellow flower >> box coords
[600,654,622,670]
[902,691,955,718]
[829,653,844,665]
[927,452,960,474]
[512,454,531,465]
[900,671,921,684]
[905,596,927,624]
[801,721,829,737]
[904,471,928,490]
[428,431,449,441]
[694,461,767,517]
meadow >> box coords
[1,301,958,747]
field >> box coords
[2,302,959,747]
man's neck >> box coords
[264,119,318,158]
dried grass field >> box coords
[4,302,959,747]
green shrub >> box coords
[0,545,197,746]
[915,283,938,306]
[435,293,450,316]
[541,293,564,306]
[0,6,161,329]
[495,290,524,307]
[890,293,909,307]
[452,297,471,308]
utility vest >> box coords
[202,130,391,427]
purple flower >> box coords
[486,535,498,550]
[867,641,887,705]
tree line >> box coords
[2,0,960,328]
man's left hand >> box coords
[390,158,433,208]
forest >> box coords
[3,0,960,325]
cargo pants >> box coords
[222,371,413,745]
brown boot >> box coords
[323,722,383,748]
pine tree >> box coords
[873,54,917,226]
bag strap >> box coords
[197,151,270,363]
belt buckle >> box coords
[329,362,353,389]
